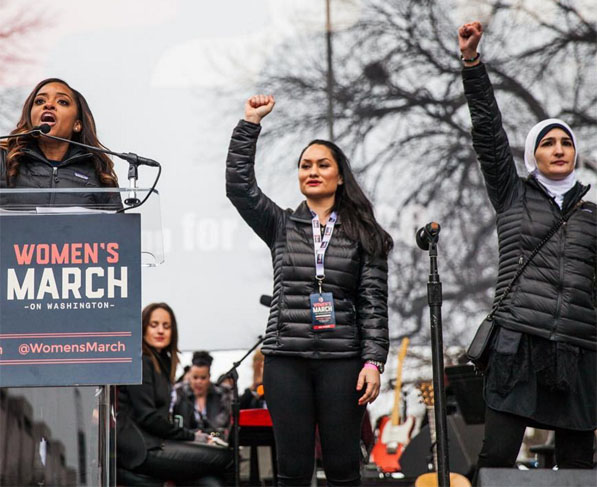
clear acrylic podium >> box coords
[0,187,163,486]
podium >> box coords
[0,187,163,487]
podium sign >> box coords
[0,213,142,387]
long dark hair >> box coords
[298,140,393,257]
[0,78,118,187]
[142,302,180,383]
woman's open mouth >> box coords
[40,112,57,125]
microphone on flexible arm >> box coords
[34,123,161,211]
[36,124,159,167]
[0,124,51,140]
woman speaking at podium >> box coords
[226,95,392,486]
[0,78,120,208]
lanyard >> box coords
[311,211,337,293]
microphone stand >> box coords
[36,130,161,212]
[219,335,265,487]
[126,163,140,206]
[0,127,47,140]
[416,223,450,487]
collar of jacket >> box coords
[22,142,93,167]
[289,200,343,224]
[526,174,590,212]
[148,347,172,378]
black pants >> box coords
[474,406,595,485]
[263,356,365,486]
[134,440,233,485]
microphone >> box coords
[37,127,160,168]
[2,123,162,212]
[0,124,51,140]
[416,222,441,250]
[259,295,272,307]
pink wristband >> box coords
[363,363,378,371]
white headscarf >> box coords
[523,118,577,208]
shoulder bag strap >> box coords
[488,200,584,319]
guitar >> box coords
[370,337,415,473]
[414,382,471,487]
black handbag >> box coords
[466,315,496,372]
[466,200,583,372]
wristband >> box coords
[363,363,378,371]
[461,52,480,63]
[364,360,384,373]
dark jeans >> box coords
[263,356,365,486]
[474,406,595,485]
[134,440,233,485]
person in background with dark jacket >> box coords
[239,349,266,410]
[226,95,392,486]
[173,351,231,438]
[0,78,121,209]
[117,303,232,485]
[459,22,596,483]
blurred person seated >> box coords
[239,349,267,410]
[117,304,232,486]
[173,351,232,439]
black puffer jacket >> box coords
[463,63,596,351]
[117,350,194,469]
[226,120,389,363]
[0,143,121,209]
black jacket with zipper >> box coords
[0,143,121,209]
[226,119,389,363]
[463,63,596,351]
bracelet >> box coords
[364,360,384,373]
[461,52,480,63]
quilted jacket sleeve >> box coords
[462,63,521,213]
[357,251,389,363]
[225,120,284,248]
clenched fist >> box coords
[244,95,275,125]
[458,21,483,64]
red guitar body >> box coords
[370,414,415,472]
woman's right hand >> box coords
[194,430,209,443]
[458,21,483,63]
[244,94,275,125]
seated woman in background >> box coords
[0,78,121,209]
[173,351,232,440]
[239,349,266,410]
[117,303,232,486]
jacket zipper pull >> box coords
[53,167,59,184]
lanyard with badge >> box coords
[310,211,337,331]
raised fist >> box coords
[244,95,275,125]
[458,22,483,60]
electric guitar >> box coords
[414,382,471,487]
[370,337,415,473]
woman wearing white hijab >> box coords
[458,22,596,483]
